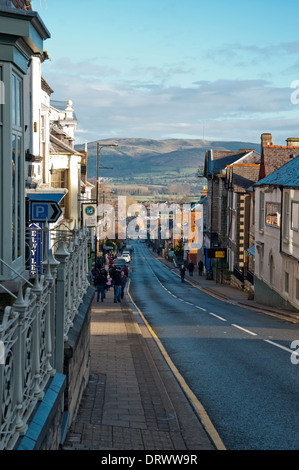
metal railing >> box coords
[0,225,90,450]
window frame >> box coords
[265,202,281,228]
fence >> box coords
[0,225,90,450]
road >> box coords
[128,241,299,450]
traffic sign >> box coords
[30,200,62,223]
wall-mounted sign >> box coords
[206,248,227,259]
[30,200,62,223]
[82,203,97,227]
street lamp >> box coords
[94,142,118,265]
[96,142,118,204]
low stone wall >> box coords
[63,286,94,428]
[16,286,94,450]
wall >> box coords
[16,285,94,450]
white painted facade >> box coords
[255,185,299,311]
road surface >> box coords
[128,241,299,450]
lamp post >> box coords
[94,142,118,265]
[96,142,118,204]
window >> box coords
[40,114,46,158]
[11,72,23,261]
[285,272,289,293]
[266,203,281,227]
[51,169,66,189]
[296,279,299,301]
[291,201,299,231]
[269,254,274,285]
[283,192,290,240]
[259,192,264,231]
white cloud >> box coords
[43,58,299,144]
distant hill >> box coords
[75,138,260,201]
[75,138,260,180]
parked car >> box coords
[112,258,127,269]
[122,253,131,263]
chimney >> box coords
[261,133,272,147]
[286,138,299,147]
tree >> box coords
[174,240,184,257]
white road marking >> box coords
[232,324,257,336]
[209,312,227,322]
[264,339,297,355]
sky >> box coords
[32,0,299,145]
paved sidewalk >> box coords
[63,288,215,451]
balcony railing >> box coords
[0,225,90,450]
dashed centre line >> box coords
[232,324,257,336]
[139,248,297,358]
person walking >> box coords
[187,261,194,276]
[180,265,186,282]
[112,267,122,303]
[198,260,204,276]
[120,270,128,299]
[94,271,107,302]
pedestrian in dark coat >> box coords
[94,272,107,302]
[113,268,122,303]
[180,265,186,282]
[187,261,194,276]
[120,271,128,298]
[198,260,204,276]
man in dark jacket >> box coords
[113,268,122,303]
[187,261,194,276]
[95,272,107,302]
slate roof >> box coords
[256,155,299,187]
[51,100,78,121]
[259,145,299,179]
[50,133,82,156]
[205,149,260,176]
[228,164,261,193]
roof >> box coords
[256,155,299,187]
[51,100,78,121]
[205,149,260,176]
[226,151,261,192]
[228,165,261,193]
[259,144,299,179]
[50,134,83,156]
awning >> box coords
[246,245,255,258]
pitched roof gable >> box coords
[260,145,299,179]
[256,155,299,187]
[205,149,260,176]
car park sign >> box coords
[30,200,62,223]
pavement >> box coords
[62,286,216,451]
[62,249,298,452]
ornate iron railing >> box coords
[0,225,90,449]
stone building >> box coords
[255,155,299,312]
[0,0,50,287]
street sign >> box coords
[206,248,227,259]
[82,203,97,227]
[30,200,62,223]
